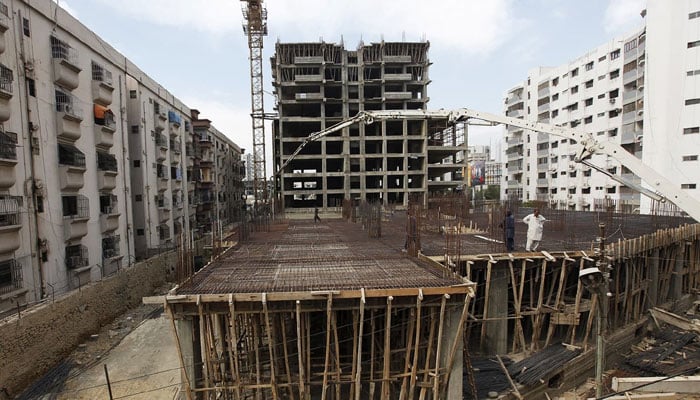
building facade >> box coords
[504,0,700,214]
[0,1,244,312]
[272,41,467,211]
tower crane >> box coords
[241,0,268,213]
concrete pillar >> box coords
[671,243,685,300]
[647,248,659,308]
[483,266,509,355]
[442,302,463,400]
[176,316,197,398]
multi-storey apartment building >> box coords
[0,1,244,312]
[504,0,700,214]
[503,29,644,210]
[272,41,467,210]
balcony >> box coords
[0,131,17,189]
[158,207,170,223]
[58,144,86,190]
[91,62,114,106]
[51,36,81,90]
[507,109,523,118]
[0,7,9,55]
[0,64,12,122]
[623,70,638,85]
[384,55,412,63]
[158,223,171,242]
[102,235,121,261]
[168,111,181,129]
[0,259,23,296]
[0,196,21,254]
[65,244,89,270]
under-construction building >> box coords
[272,41,467,211]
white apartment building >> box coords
[0,1,244,312]
[503,28,643,210]
[504,0,700,215]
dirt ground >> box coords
[53,303,180,400]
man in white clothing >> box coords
[523,208,545,251]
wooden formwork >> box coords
[433,223,700,355]
[157,286,474,400]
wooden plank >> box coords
[531,260,548,350]
[382,296,394,400]
[295,301,307,400]
[408,290,423,400]
[441,293,472,398]
[228,296,242,400]
[262,295,280,399]
[399,307,416,400]
[354,289,366,400]
[321,295,333,400]
[432,295,448,399]
[480,263,493,347]
[166,303,194,400]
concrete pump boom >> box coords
[277,108,700,221]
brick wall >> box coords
[0,250,178,395]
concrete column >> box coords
[176,316,197,397]
[483,266,509,354]
[671,243,685,300]
[647,248,659,308]
[442,303,463,400]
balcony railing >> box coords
[62,195,90,219]
[66,246,89,270]
[0,131,17,160]
[102,235,120,259]
[58,143,86,168]
[0,196,20,227]
[100,194,118,215]
[51,36,79,66]
[0,64,13,94]
[97,151,117,172]
[55,90,83,119]
[0,259,22,295]
[91,61,113,86]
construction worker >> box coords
[523,208,546,251]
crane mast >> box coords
[241,0,268,212]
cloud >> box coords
[89,0,519,55]
[603,0,646,34]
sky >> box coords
[58,0,646,168]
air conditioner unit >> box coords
[637,109,644,115]
[609,98,616,104]
[64,104,72,114]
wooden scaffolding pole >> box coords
[353,288,366,400]
[381,296,394,400]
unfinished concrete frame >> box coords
[272,41,466,211]
[433,223,700,355]
[164,287,473,400]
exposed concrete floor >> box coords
[52,306,180,400]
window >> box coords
[552,109,558,118]
[131,125,139,134]
[608,128,618,137]
[552,93,559,101]
[688,40,700,49]
[135,194,142,202]
[27,78,35,97]
[609,89,619,98]
[133,160,140,168]
[687,69,700,76]
[598,75,606,81]
[609,109,620,118]
[624,39,637,52]
[585,61,594,71]
[683,155,698,161]
[598,93,605,99]
[584,116,593,124]
[62,195,89,219]
[610,49,620,60]
[136,228,144,236]
[607,186,617,194]
[58,143,85,167]
[610,69,620,79]
[571,68,579,77]
[566,103,578,111]
[582,187,591,194]
[598,55,607,62]
[681,184,697,189]
[585,79,593,88]
[585,98,593,106]
[690,11,700,19]
[683,127,700,134]
[685,98,700,105]
[22,17,30,37]
[571,85,579,94]
[129,90,137,99]
[36,195,44,213]
[552,77,559,86]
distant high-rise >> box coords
[271,41,467,210]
